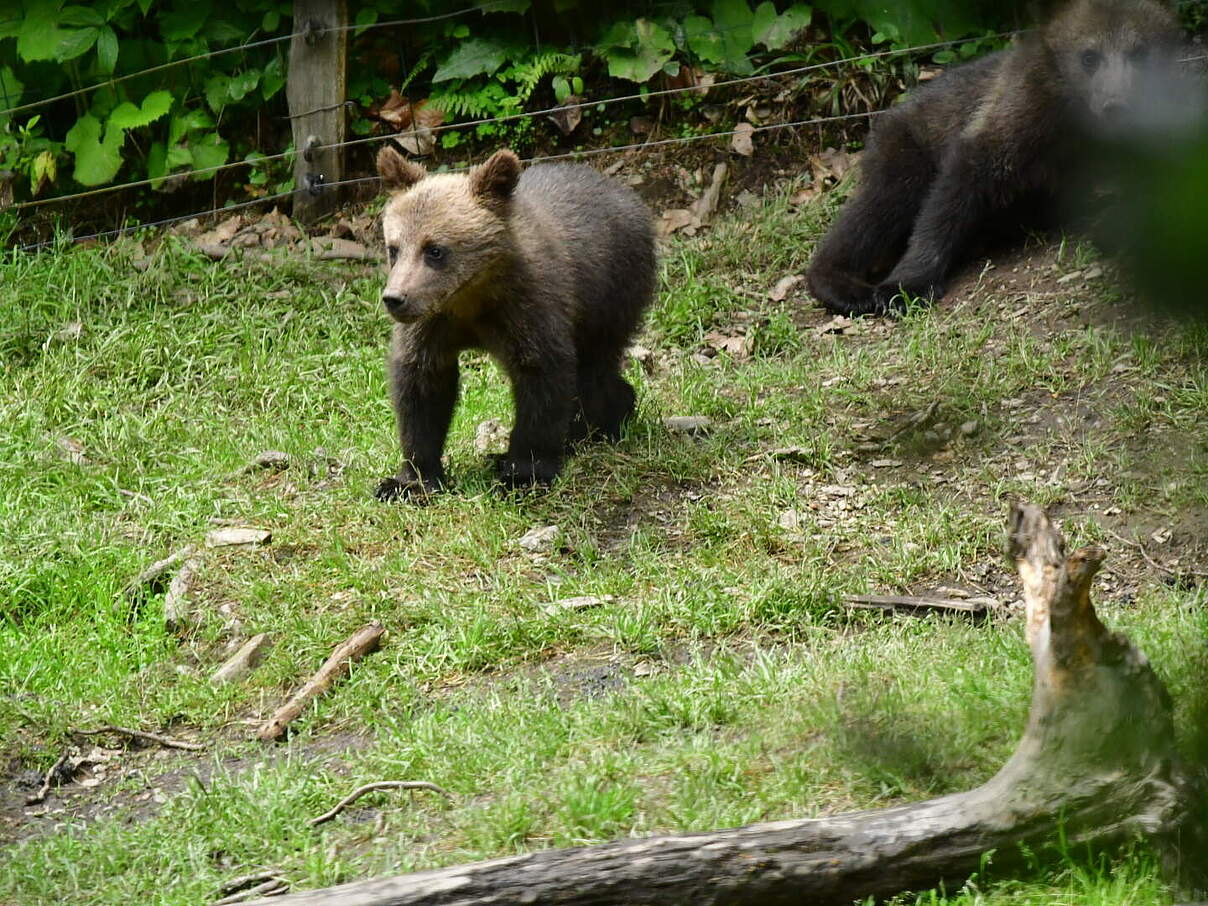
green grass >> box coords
[1,185,1206,905]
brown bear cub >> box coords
[373,146,656,500]
[806,0,1182,316]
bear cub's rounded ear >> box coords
[471,150,521,202]
[377,145,427,190]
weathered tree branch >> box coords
[250,505,1205,905]
[257,621,385,742]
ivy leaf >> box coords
[433,37,510,82]
[31,148,57,192]
[354,8,377,36]
[753,2,811,50]
[187,131,229,178]
[108,90,172,130]
[262,10,281,32]
[147,140,167,186]
[55,27,99,62]
[137,0,152,15]
[227,69,260,103]
[95,25,118,73]
[0,65,25,111]
[602,19,674,83]
[261,56,285,101]
[0,13,20,40]
[17,1,67,62]
[165,145,193,169]
[204,73,230,113]
[169,109,213,144]
[160,1,212,42]
[205,19,245,44]
[65,112,124,186]
[709,0,755,74]
[59,6,105,27]
[683,15,725,65]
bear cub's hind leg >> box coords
[496,357,576,488]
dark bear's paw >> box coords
[835,292,892,317]
[374,473,442,503]
[495,455,562,489]
[872,279,942,314]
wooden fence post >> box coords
[287,0,348,224]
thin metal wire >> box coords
[9,149,297,212]
[0,33,294,120]
[18,187,296,251]
[325,1,524,34]
[14,105,862,251]
[0,1,506,120]
[16,173,382,251]
[321,30,1017,155]
[7,29,1010,231]
[6,29,986,214]
[523,110,883,164]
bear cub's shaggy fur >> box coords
[374,146,656,500]
[807,0,1181,316]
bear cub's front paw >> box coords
[374,472,443,502]
[495,455,562,489]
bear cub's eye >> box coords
[387,245,399,265]
[423,243,449,268]
[1080,49,1101,72]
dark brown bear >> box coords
[373,147,656,500]
[806,0,1182,316]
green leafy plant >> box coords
[0,0,290,205]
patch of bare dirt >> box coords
[0,731,370,846]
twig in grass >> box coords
[218,871,288,899]
[117,487,154,507]
[881,400,940,447]
[24,750,72,805]
[71,725,204,751]
[309,781,452,827]
[121,545,196,600]
[213,877,288,904]
[1102,527,1208,581]
[256,621,386,742]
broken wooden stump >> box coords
[247,505,1205,905]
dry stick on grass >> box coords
[221,872,289,896]
[24,749,72,806]
[245,504,1206,906]
[309,781,453,827]
[72,725,204,752]
[1102,526,1208,581]
[257,621,386,742]
[213,878,289,905]
[842,593,991,617]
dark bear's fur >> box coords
[806,0,1182,316]
[373,147,656,501]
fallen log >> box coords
[842,592,992,617]
[250,505,1205,905]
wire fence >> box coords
[0,1,516,121]
[4,10,1019,251]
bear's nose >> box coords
[382,292,418,322]
[1100,100,1128,123]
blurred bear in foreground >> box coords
[807,0,1183,316]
